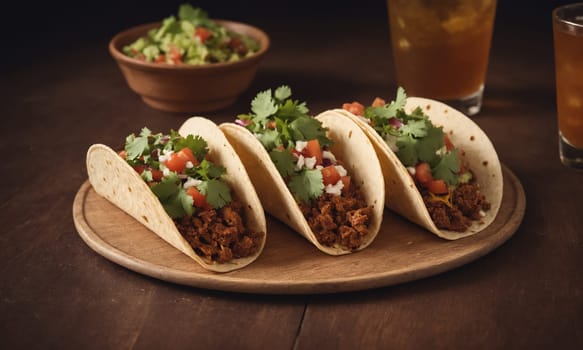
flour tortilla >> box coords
[86,117,266,272]
[335,97,503,240]
[219,111,384,255]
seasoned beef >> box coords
[422,181,490,232]
[174,200,264,263]
[300,186,372,251]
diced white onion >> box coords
[183,177,202,189]
[407,167,416,176]
[162,167,171,177]
[295,154,305,171]
[304,156,317,169]
[335,165,347,177]
[295,140,308,153]
[325,179,344,196]
[185,161,194,169]
[158,149,173,163]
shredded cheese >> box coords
[428,191,453,208]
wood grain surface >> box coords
[2,1,582,349]
[73,165,525,294]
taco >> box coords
[86,117,266,272]
[339,87,502,240]
[219,86,384,255]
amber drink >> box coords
[553,3,583,169]
[387,0,497,115]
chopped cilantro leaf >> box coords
[288,169,324,203]
[251,89,278,122]
[174,133,208,161]
[178,189,195,216]
[432,149,461,185]
[394,86,407,109]
[189,158,226,180]
[416,124,445,165]
[277,99,310,120]
[125,133,149,160]
[274,85,292,101]
[141,169,153,182]
[270,149,296,178]
[198,179,231,209]
[396,134,419,167]
[256,128,281,150]
[400,119,427,138]
[289,117,332,147]
[151,174,180,201]
[150,174,195,218]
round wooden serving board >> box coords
[73,165,525,295]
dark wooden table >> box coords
[1,1,582,349]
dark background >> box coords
[4,0,574,63]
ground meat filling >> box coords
[299,186,372,251]
[422,181,491,232]
[174,200,264,263]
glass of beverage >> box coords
[553,2,583,169]
[387,0,497,116]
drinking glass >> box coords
[387,0,497,116]
[553,2,583,169]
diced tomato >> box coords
[228,38,247,55]
[118,150,127,159]
[178,147,199,166]
[302,139,323,165]
[186,187,211,210]
[164,153,186,172]
[426,179,448,194]
[321,165,341,186]
[134,53,146,61]
[155,54,166,64]
[168,45,182,64]
[372,97,386,107]
[132,165,163,182]
[195,27,213,42]
[342,102,365,116]
[340,176,351,192]
[444,134,454,151]
[165,147,199,172]
[133,165,145,174]
[150,169,163,182]
[414,162,433,185]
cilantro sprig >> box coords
[238,86,332,150]
[123,128,231,218]
[237,86,333,202]
[362,87,463,186]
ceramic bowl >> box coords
[109,20,269,113]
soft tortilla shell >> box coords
[86,117,266,272]
[335,97,503,240]
[219,112,384,255]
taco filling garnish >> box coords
[120,127,264,263]
[342,87,492,233]
[228,86,382,252]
